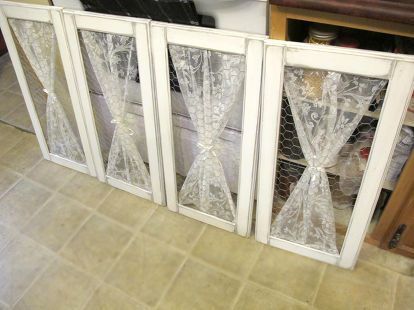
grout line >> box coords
[10,186,114,308]
[390,273,400,310]
[153,223,208,309]
[311,263,327,306]
[77,204,160,310]
[230,243,264,309]
[9,235,58,308]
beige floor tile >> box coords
[61,216,132,277]
[23,195,90,251]
[59,173,112,208]
[0,235,54,305]
[0,300,9,310]
[106,233,185,306]
[0,134,42,174]
[0,165,20,196]
[0,65,17,90]
[141,207,204,251]
[192,226,262,277]
[359,242,414,276]
[314,261,398,310]
[0,179,52,228]
[249,246,325,303]
[60,215,132,278]
[98,189,156,229]
[0,124,25,157]
[7,82,22,95]
[160,259,241,310]
[394,275,414,310]
[0,224,17,252]
[235,283,309,310]
[2,104,33,132]
[84,284,148,310]
[26,160,75,191]
[0,91,24,118]
[14,259,98,310]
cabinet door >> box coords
[0,2,95,175]
[152,22,264,236]
[63,11,164,204]
[256,41,414,268]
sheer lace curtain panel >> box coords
[169,45,245,222]
[271,68,386,254]
[9,19,86,164]
[81,30,152,191]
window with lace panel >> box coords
[272,67,386,254]
[79,30,152,191]
[168,44,246,223]
[9,19,86,164]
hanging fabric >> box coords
[169,44,245,222]
[9,19,85,163]
[81,31,151,190]
[272,68,386,254]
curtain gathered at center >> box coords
[81,30,151,190]
[169,45,245,222]
[271,68,386,254]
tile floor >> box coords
[0,123,413,309]
[0,54,34,133]
[1,53,414,309]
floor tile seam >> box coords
[94,197,160,234]
[78,281,151,310]
[359,258,405,279]
[15,158,74,228]
[153,224,207,310]
[0,179,56,237]
[0,104,20,120]
[0,300,8,308]
[310,264,327,306]
[230,244,265,309]
[10,245,59,308]
[0,132,25,149]
[244,277,313,308]
[0,173,22,201]
[358,256,414,277]
[390,273,400,310]
[76,205,161,310]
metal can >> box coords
[307,24,338,45]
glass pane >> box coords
[9,19,86,164]
[271,67,387,254]
[168,44,246,222]
[79,30,151,192]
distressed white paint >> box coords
[256,41,414,269]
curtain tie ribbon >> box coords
[111,118,134,136]
[197,142,216,157]
[308,166,325,173]
[43,88,58,102]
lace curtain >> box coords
[169,45,245,222]
[81,31,151,190]
[271,68,386,254]
[10,19,85,163]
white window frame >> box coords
[63,10,165,204]
[256,40,414,269]
[0,1,96,175]
[151,21,265,236]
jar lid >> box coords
[309,24,338,40]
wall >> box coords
[53,0,267,35]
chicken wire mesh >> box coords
[270,68,389,254]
